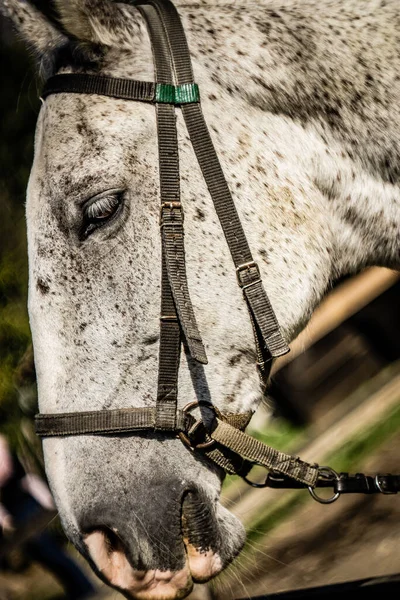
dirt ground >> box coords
[212,431,400,599]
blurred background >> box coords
[1,9,399,600]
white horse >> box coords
[2,0,399,598]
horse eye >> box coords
[83,193,122,238]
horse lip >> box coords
[79,488,229,593]
[84,527,194,598]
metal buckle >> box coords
[308,466,340,504]
[159,201,183,226]
[236,261,261,288]
[178,401,220,450]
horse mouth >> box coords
[84,527,193,599]
[83,491,244,599]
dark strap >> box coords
[34,406,318,487]
[34,408,318,486]
[266,471,400,495]
[34,407,400,493]
[337,473,400,495]
[35,407,169,436]
[156,254,182,430]
[139,0,207,429]
[142,0,181,429]
[42,73,199,105]
[34,407,243,438]
[143,0,290,372]
[34,407,239,437]
[141,1,207,370]
[209,418,319,485]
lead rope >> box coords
[34,0,400,502]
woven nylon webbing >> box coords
[34,407,317,486]
[139,1,207,370]
[43,74,199,105]
[156,254,181,430]
[42,74,156,101]
[34,409,236,439]
[35,407,160,436]
[211,419,319,486]
[138,0,289,364]
[137,2,186,429]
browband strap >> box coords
[42,74,200,105]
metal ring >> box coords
[178,424,214,450]
[182,400,220,414]
[179,401,220,450]
[308,466,340,504]
[181,400,222,420]
[242,462,270,488]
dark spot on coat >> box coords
[194,207,206,221]
[36,278,50,295]
[143,334,159,346]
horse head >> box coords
[3,0,399,598]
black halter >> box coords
[35,0,399,501]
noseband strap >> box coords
[35,403,319,486]
[38,0,388,498]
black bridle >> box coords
[35,0,399,502]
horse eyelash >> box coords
[85,195,120,220]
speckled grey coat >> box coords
[2,1,399,598]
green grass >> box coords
[0,243,30,452]
[251,417,307,452]
[325,399,400,471]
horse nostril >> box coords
[84,527,133,586]
[94,526,124,557]
[181,491,223,583]
[85,527,193,597]
[182,491,213,548]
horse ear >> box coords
[1,0,66,59]
[54,0,141,49]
